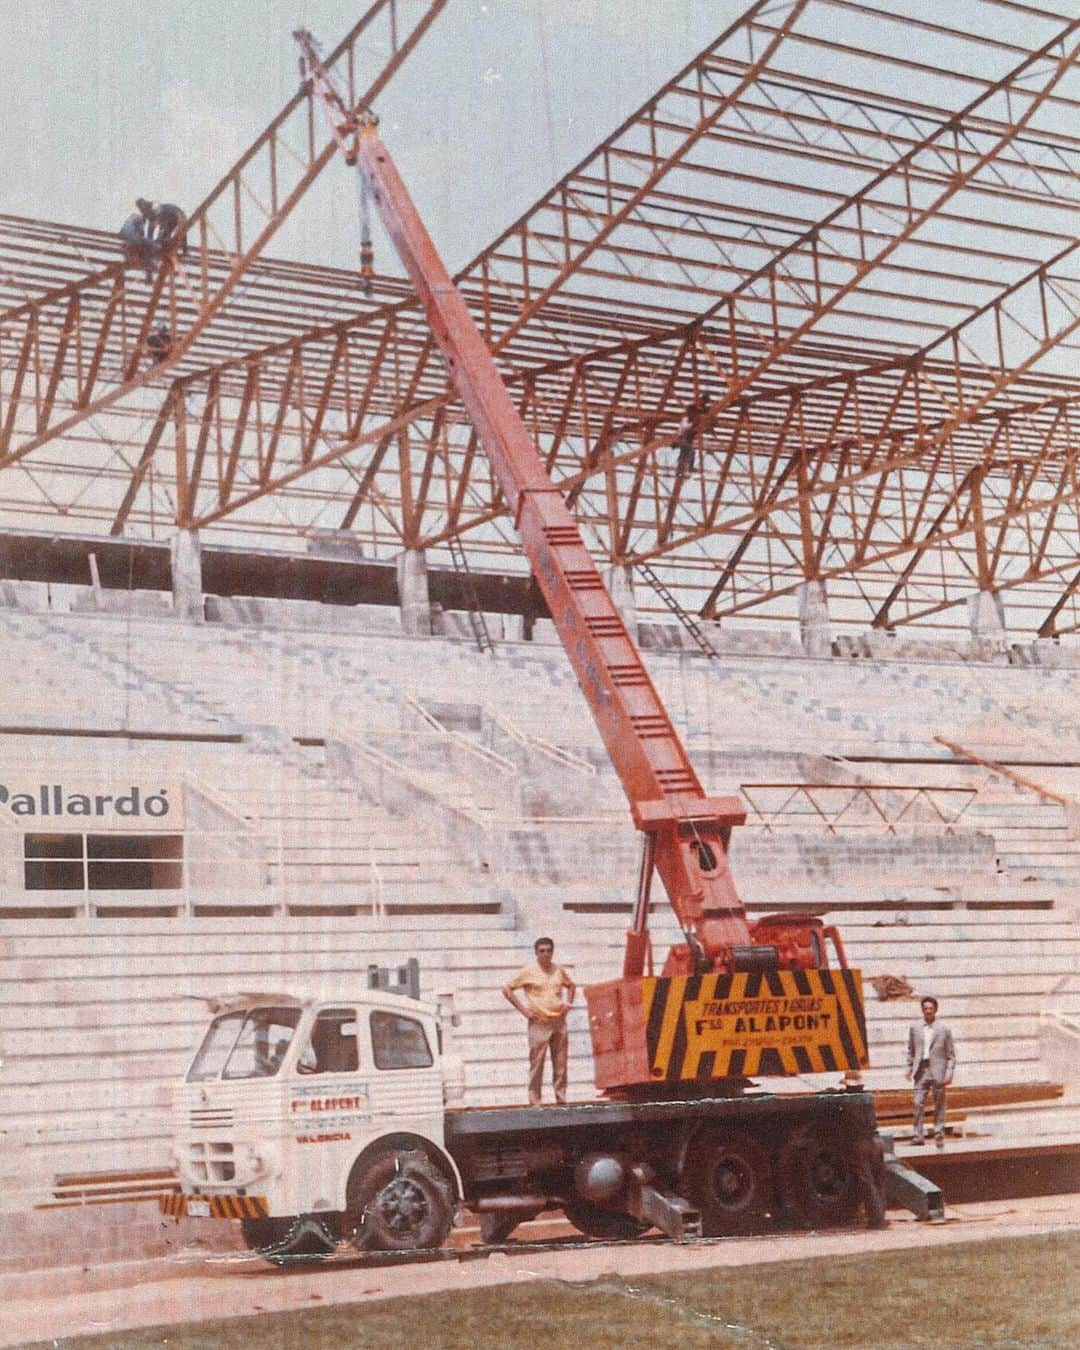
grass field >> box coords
[34,1231,1080,1350]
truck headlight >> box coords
[237,1143,280,1181]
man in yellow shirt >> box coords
[503,937,576,1105]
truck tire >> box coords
[240,1213,339,1265]
[347,1150,454,1252]
[684,1127,772,1235]
[563,1199,648,1240]
[776,1124,859,1228]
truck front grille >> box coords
[189,1107,234,1131]
[185,1141,235,1183]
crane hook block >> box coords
[360,239,375,294]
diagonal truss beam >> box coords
[475,0,808,354]
[55,5,1077,546]
[403,238,1080,562]
[462,3,1080,348]
[690,239,1080,614]
[6,0,1079,644]
[122,225,1079,560]
[699,397,1080,627]
[1038,566,1080,638]
[639,14,1080,459]
[219,11,1080,553]
[0,0,446,471]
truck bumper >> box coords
[159,1192,269,1220]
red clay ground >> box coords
[2,1193,1077,1348]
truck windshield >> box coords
[187,1006,302,1081]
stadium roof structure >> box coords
[0,0,1078,637]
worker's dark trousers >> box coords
[120,233,155,276]
[912,1063,946,1140]
[527,1017,568,1105]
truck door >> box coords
[366,1008,444,1130]
[288,1009,372,1134]
[287,1005,375,1210]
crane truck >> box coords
[160,30,895,1260]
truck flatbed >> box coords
[445,1088,877,1139]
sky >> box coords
[0,1,1067,310]
[0,0,741,276]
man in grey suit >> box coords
[906,996,956,1147]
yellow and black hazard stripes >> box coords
[158,1192,269,1219]
[641,968,868,1082]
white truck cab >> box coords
[162,986,463,1260]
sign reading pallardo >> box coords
[643,969,869,1080]
[0,780,184,830]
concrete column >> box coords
[861,627,896,660]
[1032,637,1062,668]
[170,528,203,623]
[502,613,525,643]
[396,548,431,636]
[605,563,638,644]
[968,589,1006,659]
[797,579,831,658]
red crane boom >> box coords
[296,31,866,1092]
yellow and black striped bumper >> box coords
[643,967,869,1080]
[159,1192,269,1220]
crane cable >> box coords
[301,24,375,297]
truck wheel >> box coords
[563,1199,648,1240]
[347,1150,454,1252]
[777,1124,859,1228]
[241,1214,339,1265]
[684,1127,772,1235]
